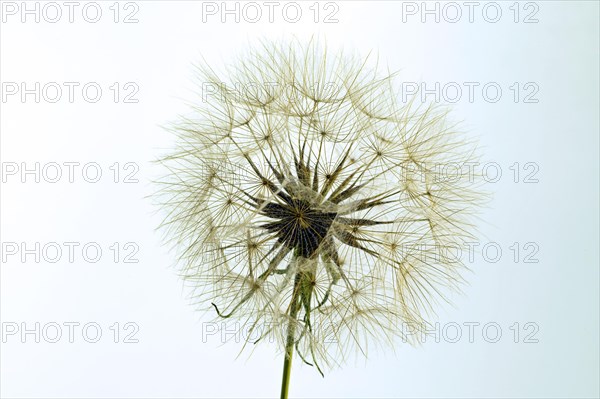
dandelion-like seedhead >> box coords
[157,39,485,373]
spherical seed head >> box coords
[157,38,486,371]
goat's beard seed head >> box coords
[157,38,487,371]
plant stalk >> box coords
[280,270,301,399]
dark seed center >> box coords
[260,198,336,258]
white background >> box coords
[1,1,599,398]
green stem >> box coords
[280,269,301,399]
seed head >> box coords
[157,39,486,372]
